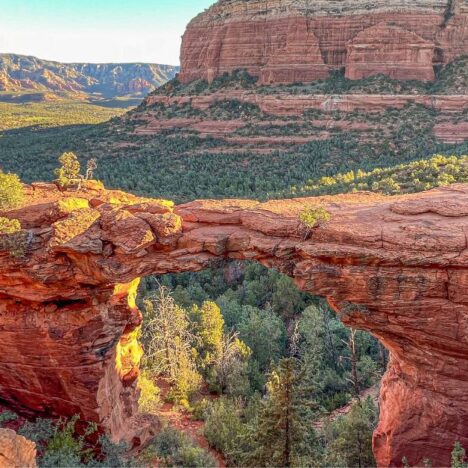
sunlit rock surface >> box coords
[179,0,468,84]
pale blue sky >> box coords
[0,0,215,65]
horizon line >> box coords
[0,51,181,67]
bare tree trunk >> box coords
[349,329,360,398]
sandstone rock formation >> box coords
[345,25,436,81]
[0,429,36,468]
[135,91,468,149]
[0,182,467,466]
[179,0,468,84]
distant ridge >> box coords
[0,53,179,99]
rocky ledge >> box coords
[0,182,467,466]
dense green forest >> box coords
[0,100,127,131]
[136,262,385,466]
[0,119,466,204]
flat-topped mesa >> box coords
[0,183,467,466]
[179,0,468,84]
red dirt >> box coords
[313,384,380,430]
[156,379,226,468]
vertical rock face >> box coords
[178,0,468,84]
[345,25,436,81]
[259,18,328,84]
[0,183,467,466]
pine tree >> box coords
[54,152,81,188]
[191,300,224,369]
[323,396,378,467]
[243,358,320,467]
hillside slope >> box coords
[0,54,179,99]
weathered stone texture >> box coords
[0,183,467,466]
[179,0,468,84]
[0,429,36,468]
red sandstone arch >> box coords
[0,183,467,466]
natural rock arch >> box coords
[0,183,467,466]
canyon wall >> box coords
[0,182,467,466]
[179,0,468,84]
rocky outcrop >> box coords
[345,25,436,81]
[433,121,468,142]
[145,91,468,116]
[0,182,467,466]
[135,92,468,150]
[0,429,36,468]
[179,0,468,84]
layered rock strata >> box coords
[0,182,467,466]
[179,0,468,84]
[134,92,468,147]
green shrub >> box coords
[322,397,378,467]
[190,398,210,421]
[0,217,28,258]
[0,217,21,234]
[0,170,24,209]
[18,416,106,467]
[298,206,331,239]
[451,441,467,468]
[18,417,56,444]
[40,416,89,467]
[140,427,216,468]
[0,410,18,427]
[203,398,244,460]
[138,371,160,413]
[175,445,216,468]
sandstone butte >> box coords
[179,0,468,84]
[0,182,467,466]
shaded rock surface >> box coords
[0,183,467,466]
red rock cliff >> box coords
[0,183,467,466]
[179,0,468,84]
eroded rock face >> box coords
[0,183,467,466]
[0,429,36,468]
[179,0,468,84]
[345,25,435,81]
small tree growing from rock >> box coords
[298,205,331,240]
[55,154,99,190]
[55,152,81,189]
